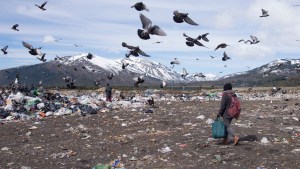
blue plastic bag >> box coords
[212,117,225,138]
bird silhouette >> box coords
[86,53,93,59]
[94,80,101,87]
[35,1,47,11]
[107,73,114,80]
[37,54,46,62]
[210,55,215,59]
[11,24,19,31]
[122,42,150,57]
[170,58,180,68]
[200,33,210,42]
[194,73,206,78]
[160,81,167,88]
[222,52,230,61]
[215,43,229,51]
[131,2,149,11]
[173,10,198,26]
[183,33,208,48]
[22,41,45,56]
[122,62,129,69]
[260,9,269,17]
[239,35,260,44]
[74,44,83,47]
[153,41,163,44]
[133,75,145,87]
[54,55,63,61]
[1,46,8,55]
[137,13,167,40]
[181,68,188,79]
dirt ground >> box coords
[1,91,300,169]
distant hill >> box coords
[0,55,299,88]
[215,59,300,87]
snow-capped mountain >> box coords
[58,53,181,81]
[2,54,297,87]
[217,58,300,86]
[57,54,218,82]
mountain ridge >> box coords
[0,54,299,87]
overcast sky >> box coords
[1,0,300,76]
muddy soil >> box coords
[1,98,300,169]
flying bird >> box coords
[122,62,129,69]
[35,1,47,10]
[63,76,71,83]
[133,75,145,87]
[173,10,198,26]
[170,58,180,68]
[200,33,210,42]
[183,33,208,48]
[107,73,114,80]
[215,43,229,51]
[181,68,188,79]
[153,41,164,44]
[74,44,83,47]
[94,80,101,87]
[210,55,215,59]
[194,73,206,78]
[239,35,260,44]
[160,81,167,88]
[37,54,46,62]
[54,55,63,61]
[22,41,45,57]
[1,46,8,55]
[260,9,269,17]
[137,13,167,40]
[222,52,230,61]
[11,24,19,31]
[122,42,150,57]
[131,2,149,11]
[86,53,93,59]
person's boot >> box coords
[233,135,240,146]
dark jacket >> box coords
[105,86,112,97]
[218,90,234,119]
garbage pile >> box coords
[1,84,299,122]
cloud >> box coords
[42,35,56,43]
[1,0,300,75]
[213,13,234,29]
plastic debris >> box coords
[261,137,270,144]
[158,146,172,153]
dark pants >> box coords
[106,96,112,102]
[222,118,234,139]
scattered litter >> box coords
[158,146,172,153]
[1,147,10,151]
[291,149,300,153]
[196,115,205,120]
[261,137,270,144]
[29,126,38,130]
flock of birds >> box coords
[122,3,271,81]
[1,1,295,88]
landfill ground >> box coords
[1,87,300,169]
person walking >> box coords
[105,83,112,102]
[217,83,240,145]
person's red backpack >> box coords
[225,92,241,119]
